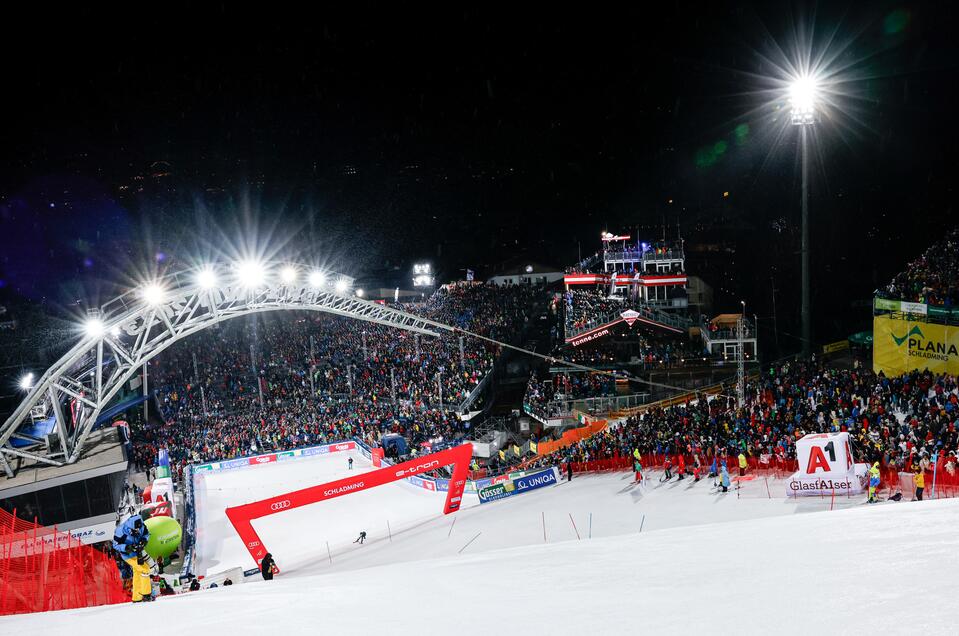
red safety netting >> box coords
[562,453,959,500]
[0,507,127,616]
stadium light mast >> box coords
[789,74,819,357]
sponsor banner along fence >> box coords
[478,467,561,504]
[193,441,356,473]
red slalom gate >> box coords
[226,443,473,571]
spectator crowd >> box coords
[130,283,544,478]
[529,357,959,481]
[881,225,959,307]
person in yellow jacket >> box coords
[125,554,154,602]
[868,462,881,503]
[737,452,747,477]
[913,469,925,502]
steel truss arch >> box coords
[0,265,455,476]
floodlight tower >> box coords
[789,75,819,357]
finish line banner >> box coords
[873,315,959,377]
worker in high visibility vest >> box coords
[737,452,747,477]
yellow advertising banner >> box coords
[873,315,959,377]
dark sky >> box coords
[1,2,957,347]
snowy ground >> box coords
[9,497,958,634]
[194,447,867,577]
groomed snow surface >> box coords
[6,449,959,634]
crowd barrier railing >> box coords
[556,452,959,500]
[0,508,127,616]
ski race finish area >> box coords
[225,443,472,568]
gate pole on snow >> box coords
[568,513,581,540]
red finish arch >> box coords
[225,443,473,571]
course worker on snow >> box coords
[720,463,731,493]
[737,452,747,477]
[868,462,881,503]
[913,469,925,501]
[112,510,153,603]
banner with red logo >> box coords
[249,454,277,466]
[225,443,473,572]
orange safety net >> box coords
[0,507,127,616]
[535,420,607,456]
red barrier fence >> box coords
[562,453,959,499]
[0,508,127,616]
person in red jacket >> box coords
[662,456,673,481]
[677,455,686,480]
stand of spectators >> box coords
[880,226,959,307]
[131,283,546,478]
[529,357,959,479]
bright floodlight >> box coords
[237,261,265,288]
[109,325,121,338]
[19,372,34,391]
[141,283,165,306]
[84,318,105,338]
[356,288,365,297]
[280,266,297,284]
[308,271,326,287]
[196,267,217,289]
[789,75,819,125]
[334,278,349,293]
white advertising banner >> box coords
[785,432,869,496]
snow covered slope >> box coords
[195,446,854,578]
[10,498,958,634]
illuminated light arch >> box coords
[0,263,455,476]
[225,443,473,571]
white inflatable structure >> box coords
[786,432,868,496]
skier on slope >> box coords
[348,457,354,470]
[354,531,367,545]
[662,456,673,481]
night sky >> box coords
[1,2,958,376]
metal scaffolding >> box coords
[0,264,449,477]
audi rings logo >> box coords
[270,500,292,511]
[247,541,261,548]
